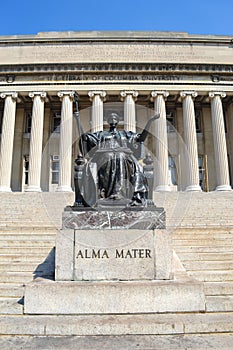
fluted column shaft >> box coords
[120,91,138,132]
[0,93,18,191]
[151,91,170,191]
[180,91,201,191]
[26,92,46,192]
[88,91,106,132]
[56,91,74,192]
[209,92,231,191]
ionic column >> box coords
[151,91,170,191]
[209,92,231,191]
[88,91,106,132]
[0,93,18,192]
[120,91,138,132]
[56,91,74,192]
[180,91,202,191]
[26,92,46,192]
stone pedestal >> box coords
[62,206,166,230]
[56,228,172,281]
[24,206,206,315]
[56,207,170,281]
[24,278,205,314]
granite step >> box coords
[0,298,23,315]
[0,234,56,241]
[174,246,233,253]
[182,261,233,270]
[0,227,57,233]
[206,296,233,312]
[0,272,49,283]
[1,312,233,336]
[173,232,233,236]
[0,284,25,297]
[1,334,233,350]
[0,262,54,273]
[17,277,233,313]
[173,239,233,246]
[204,282,233,295]
[0,222,56,227]
[0,254,48,262]
[173,227,233,233]
[0,241,54,247]
[0,247,54,254]
[189,271,233,282]
[176,252,233,261]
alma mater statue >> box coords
[76,112,159,207]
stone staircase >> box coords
[173,227,233,313]
[0,192,233,349]
[0,227,56,315]
[0,192,74,317]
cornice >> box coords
[0,31,232,45]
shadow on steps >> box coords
[17,247,55,306]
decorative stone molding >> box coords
[29,91,47,100]
[0,92,18,101]
[180,91,198,99]
[151,91,169,101]
[120,90,138,101]
[88,90,106,101]
[209,91,226,99]
[57,91,75,101]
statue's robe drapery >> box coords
[79,130,148,207]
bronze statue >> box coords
[77,112,159,207]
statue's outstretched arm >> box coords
[138,114,160,142]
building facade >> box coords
[0,31,232,193]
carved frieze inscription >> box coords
[29,44,220,63]
[1,43,232,65]
[2,73,233,85]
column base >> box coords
[0,186,12,192]
[56,185,73,192]
[25,186,42,192]
[155,185,171,192]
[185,185,202,192]
[215,185,232,191]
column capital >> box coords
[151,91,169,101]
[88,90,106,101]
[0,92,18,101]
[120,90,138,101]
[57,91,75,101]
[29,92,47,101]
[180,91,198,99]
[209,91,226,99]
